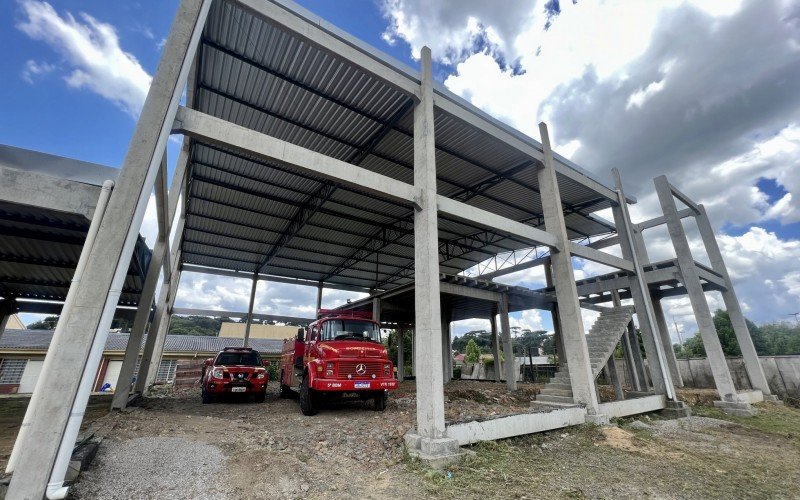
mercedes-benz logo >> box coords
[355,363,367,375]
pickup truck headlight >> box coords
[256,372,266,379]
[211,368,224,379]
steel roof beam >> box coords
[180,264,372,293]
[172,306,313,324]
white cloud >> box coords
[20,59,55,83]
[16,0,152,117]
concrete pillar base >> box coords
[713,400,758,417]
[659,400,691,419]
[762,394,782,404]
[584,413,610,426]
[404,432,468,469]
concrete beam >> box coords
[173,106,420,205]
[446,406,587,446]
[6,1,211,496]
[668,182,701,214]
[0,164,102,219]
[637,208,694,231]
[437,196,559,249]
[439,281,501,302]
[568,242,634,272]
[489,306,501,382]
[597,395,666,418]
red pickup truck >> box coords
[200,347,270,403]
[279,310,398,415]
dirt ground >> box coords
[1,383,799,499]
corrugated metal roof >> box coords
[0,330,283,355]
[181,1,619,291]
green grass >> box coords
[692,402,800,445]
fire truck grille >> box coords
[338,362,384,378]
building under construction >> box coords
[0,0,779,497]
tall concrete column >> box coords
[243,273,259,348]
[411,328,416,377]
[696,204,772,396]
[0,299,15,340]
[412,47,445,439]
[652,297,684,387]
[316,282,323,311]
[489,306,502,382]
[606,355,625,400]
[612,170,673,399]
[499,293,517,390]
[372,297,381,324]
[654,176,738,401]
[7,2,211,496]
[537,123,598,411]
[544,258,565,367]
[396,323,404,380]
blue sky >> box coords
[2,0,799,340]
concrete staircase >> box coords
[536,306,635,405]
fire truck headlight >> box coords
[383,364,390,375]
[325,362,334,377]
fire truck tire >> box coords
[279,372,292,399]
[373,391,388,411]
[300,374,318,416]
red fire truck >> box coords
[279,309,398,415]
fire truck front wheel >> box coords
[300,374,318,416]
[373,390,388,411]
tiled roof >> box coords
[0,330,283,355]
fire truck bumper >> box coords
[311,378,398,392]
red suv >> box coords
[200,347,270,403]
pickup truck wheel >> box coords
[299,375,318,416]
[373,391,388,412]
[201,387,213,404]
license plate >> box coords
[354,382,370,389]
[231,387,247,393]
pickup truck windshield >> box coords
[216,352,262,366]
[321,320,380,342]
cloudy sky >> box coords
[2,0,798,343]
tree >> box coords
[452,329,492,353]
[513,329,548,356]
[27,316,59,330]
[465,339,481,363]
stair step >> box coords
[544,382,572,391]
[537,394,575,404]
[539,388,573,397]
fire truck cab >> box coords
[279,309,398,415]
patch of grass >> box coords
[693,402,800,445]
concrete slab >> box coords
[404,432,468,469]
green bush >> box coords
[465,339,481,363]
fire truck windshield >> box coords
[321,320,381,342]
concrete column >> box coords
[243,273,259,348]
[139,256,183,394]
[489,306,502,382]
[396,323,404,380]
[612,169,673,399]
[499,293,517,390]
[654,176,738,401]
[606,355,625,400]
[315,282,323,311]
[411,328,416,377]
[652,297,684,387]
[0,299,15,340]
[412,47,446,439]
[134,213,184,394]
[111,237,165,409]
[537,123,597,411]
[7,2,211,496]
[627,321,651,388]
[544,258,565,367]
[696,204,772,396]
[372,297,381,324]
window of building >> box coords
[156,359,178,382]
[0,359,28,384]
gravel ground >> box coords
[72,437,232,499]
[69,380,544,499]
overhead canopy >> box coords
[180,0,622,292]
[0,145,151,312]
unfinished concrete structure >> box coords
[4,0,778,496]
